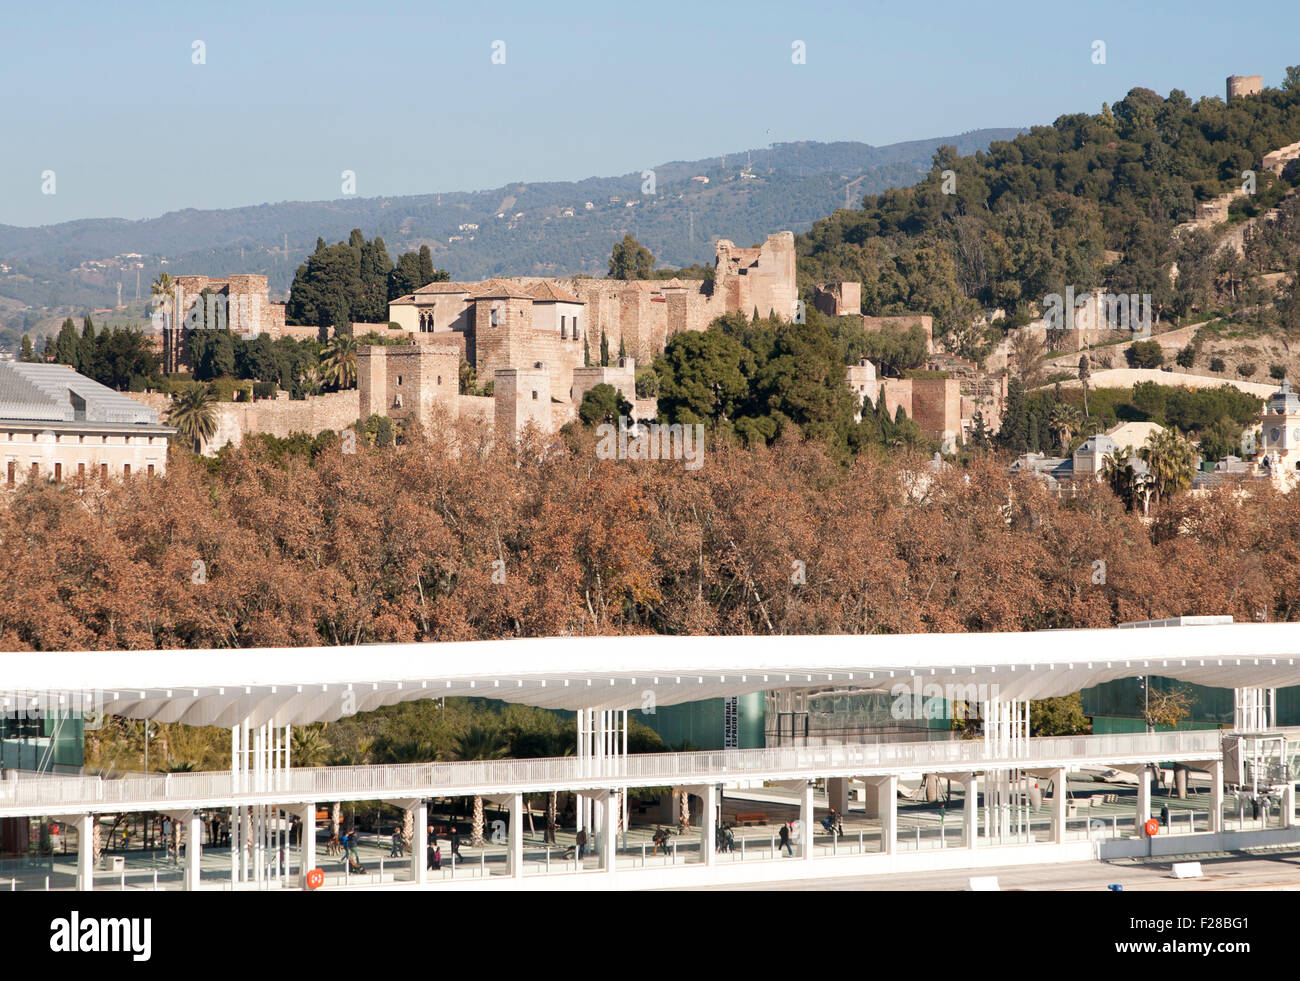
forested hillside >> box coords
[798,72,1300,359]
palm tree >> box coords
[320,334,359,390]
[294,364,322,399]
[1101,447,1135,503]
[150,272,175,324]
[454,726,509,846]
[1141,427,1197,505]
[1049,403,1084,455]
[167,385,218,452]
[290,726,330,767]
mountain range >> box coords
[0,128,1022,345]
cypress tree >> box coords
[998,378,1029,454]
[55,318,80,368]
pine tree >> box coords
[584,337,591,368]
[1027,411,1040,453]
[600,330,610,367]
[617,336,627,361]
[19,334,35,362]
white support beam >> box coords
[702,784,717,865]
[1137,764,1153,827]
[963,773,979,849]
[297,801,316,889]
[410,800,427,885]
[599,790,615,875]
[1051,767,1067,845]
[867,775,897,855]
[509,792,524,879]
[1208,760,1224,833]
[800,781,816,861]
[76,813,94,891]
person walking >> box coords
[450,827,463,861]
[576,828,588,861]
[778,821,793,856]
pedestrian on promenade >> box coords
[779,821,793,856]
[576,828,588,860]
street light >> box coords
[1137,677,1149,733]
[143,723,154,772]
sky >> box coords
[1,0,1297,227]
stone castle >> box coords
[157,275,325,373]
[387,232,797,382]
[365,232,797,439]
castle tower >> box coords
[358,344,460,426]
[471,282,535,382]
[1227,74,1263,101]
[495,362,552,437]
[357,345,388,420]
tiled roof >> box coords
[0,362,159,425]
[410,281,476,296]
[469,279,536,299]
[528,281,582,303]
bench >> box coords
[734,812,768,826]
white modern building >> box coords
[0,362,174,486]
[2,621,1300,890]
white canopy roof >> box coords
[3,622,1299,728]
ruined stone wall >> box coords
[457,394,494,426]
[128,389,359,455]
[814,281,862,317]
[571,358,637,406]
[738,232,797,319]
[881,379,913,421]
[909,378,962,441]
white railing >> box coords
[0,728,1226,813]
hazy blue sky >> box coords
[2,0,1296,226]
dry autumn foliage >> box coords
[2,415,1298,653]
